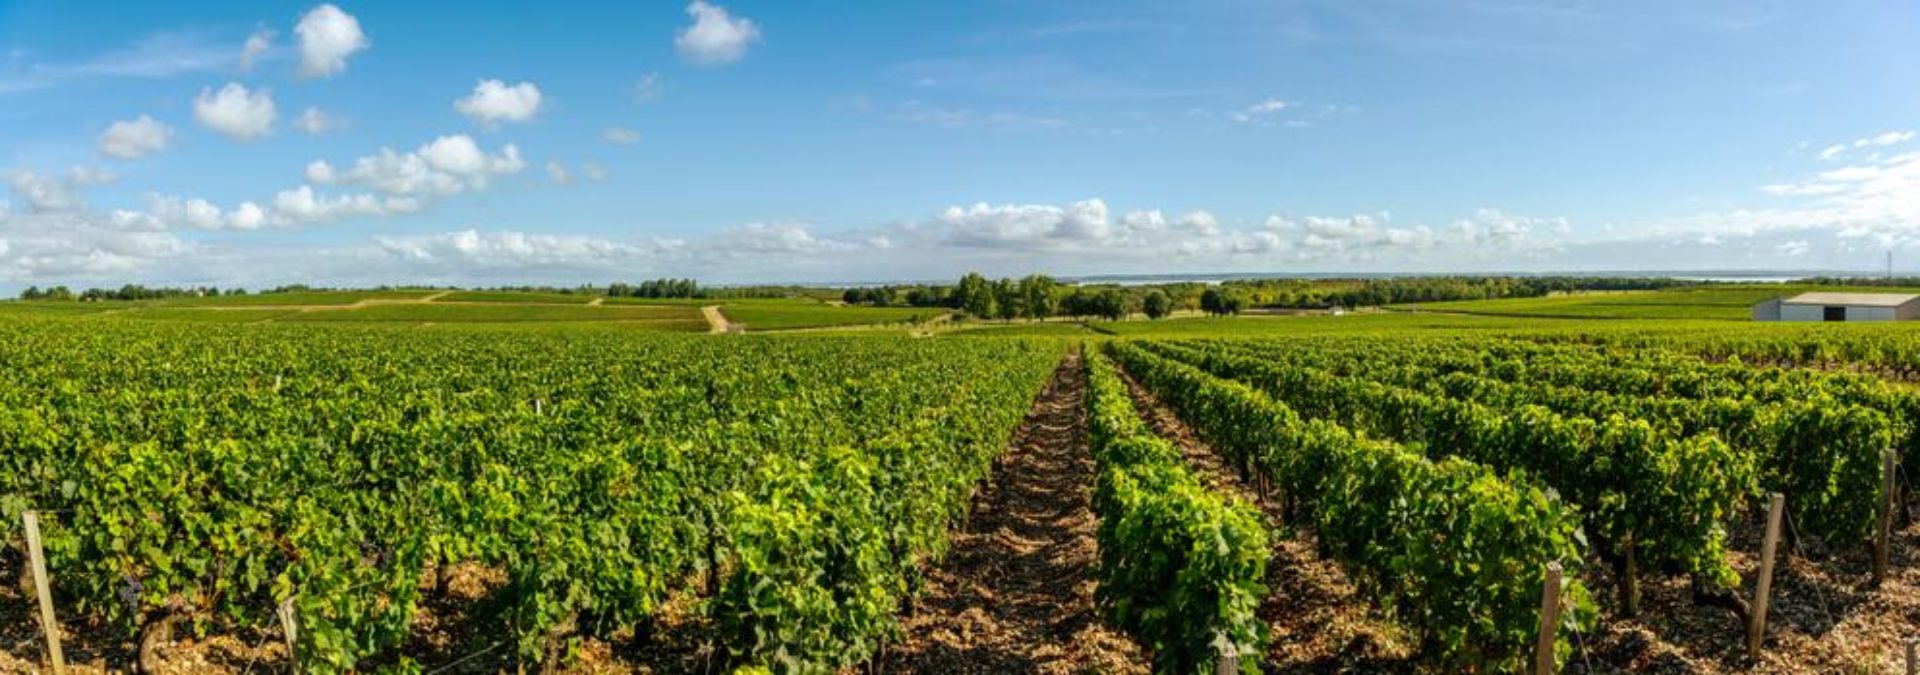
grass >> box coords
[278,303,704,325]
[436,291,599,304]
[115,308,300,323]
[144,290,443,307]
[1395,284,1920,321]
[721,304,947,331]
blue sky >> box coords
[2,0,1918,288]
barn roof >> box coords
[1780,292,1920,307]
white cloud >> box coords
[293,107,340,134]
[581,162,609,181]
[228,201,269,230]
[938,199,1112,248]
[455,79,543,126]
[1177,210,1221,236]
[99,115,172,160]
[193,83,276,140]
[675,1,762,66]
[295,4,368,78]
[325,134,525,197]
[1855,130,1914,148]
[1231,98,1288,123]
[273,185,419,223]
[1819,144,1847,161]
[304,160,337,184]
[546,160,572,185]
[375,229,665,267]
[240,29,274,70]
[7,168,118,213]
[0,210,190,280]
[711,221,864,254]
[604,126,642,144]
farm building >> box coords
[1751,292,1920,322]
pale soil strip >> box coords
[586,297,604,306]
[700,305,732,334]
[889,352,1147,674]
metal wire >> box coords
[425,640,506,675]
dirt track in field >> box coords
[888,350,1147,675]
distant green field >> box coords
[1396,284,1920,321]
[147,290,442,307]
[280,303,703,325]
[436,291,598,304]
[721,304,946,331]
[116,308,299,323]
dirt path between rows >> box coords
[888,351,1146,675]
[700,305,732,334]
[1113,365,1417,673]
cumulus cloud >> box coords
[938,199,1112,249]
[1816,130,1914,162]
[99,115,172,159]
[295,4,368,78]
[581,162,609,181]
[376,229,666,267]
[603,126,642,144]
[274,185,420,223]
[292,107,340,134]
[318,134,525,196]
[240,29,273,70]
[633,72,662,102]
[675,1,761,66]
[7,168,118,213]
[455,79,543,126]
[546,161,571,185]
[0,210,190,280]
[194,83,276,140]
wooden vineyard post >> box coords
[1905,637,1917,675]
[1878,449,1896,586]
[23,511,66,675]
[1216,641,1238,675]
[278,598,300,673]
[1748,493,1785,658]
[1535,561,1562,675]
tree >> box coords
[1093,290,1130,321]
[955,273,995,318]
[991,278,1022,321]
[1018,275,1058,320]
[1199,288,1245,316]
[1142,290,1172,319]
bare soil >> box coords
[886,350,1148,674]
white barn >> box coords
[1752,292,1920,322]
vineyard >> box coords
[0,307,1916,673]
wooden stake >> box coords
[1905,637,1917,675]
[23,511,65,675]
[1878,449,1896,586]
[1619,532,1640,618]
[1535,561,1563,675]
[278,598,300,673]
[1216,641,1239,675]
[1748,493,1785,658]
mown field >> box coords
[0,284,1916,673]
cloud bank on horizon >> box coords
[1,0,1918,288]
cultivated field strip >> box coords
[1206,336,1911,547]
[0,321,1061,672]
[1107,342,1589,671]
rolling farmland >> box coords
[0,289,1916,673]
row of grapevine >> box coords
[1222,336,1900,548]
[1106,342,1591,671]
[1081,349,1269,673]
[1144,339,1750,588]
[0,320,1060,672]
